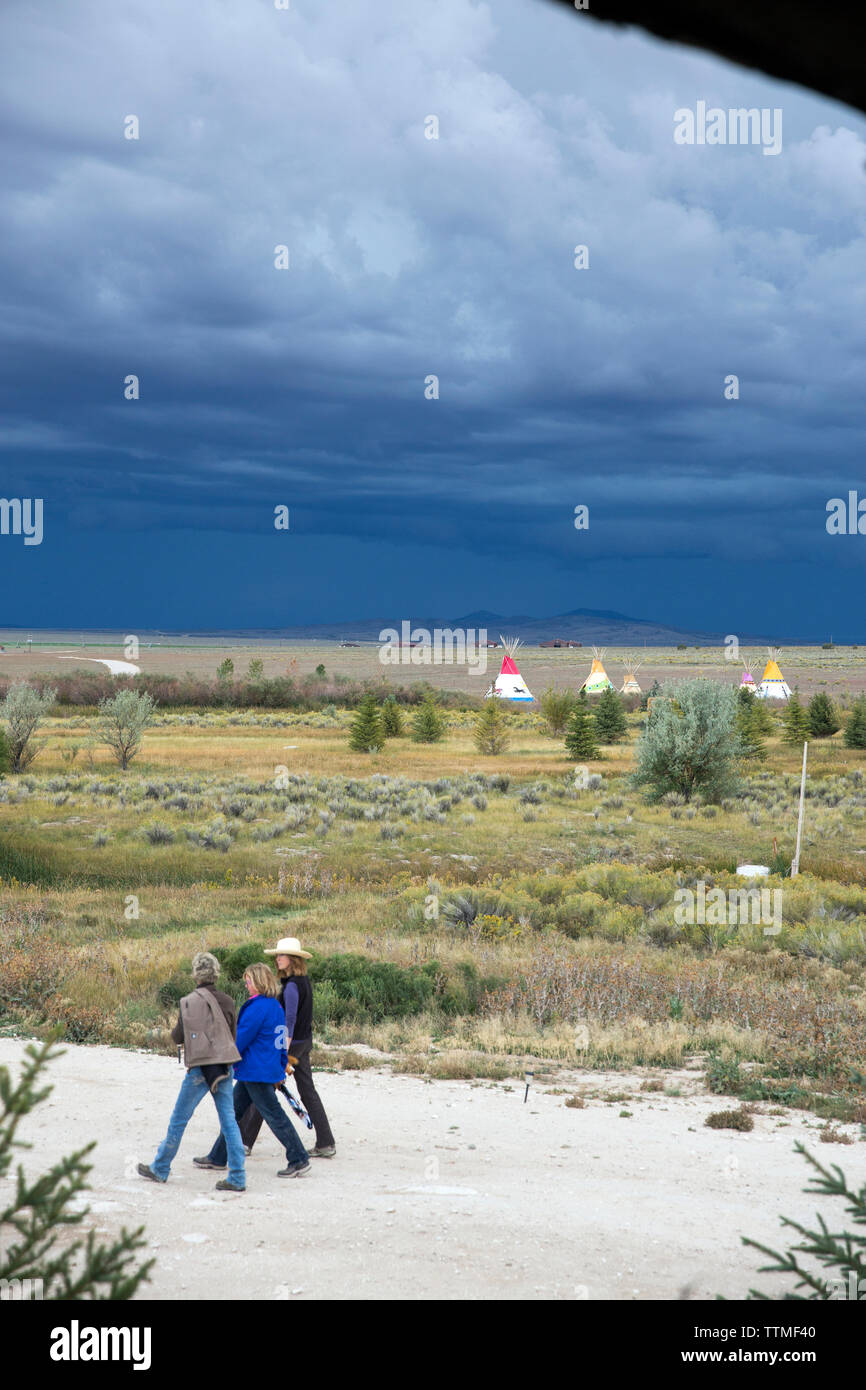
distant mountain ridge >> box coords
[3,610,826,644]
[182,608,779,646]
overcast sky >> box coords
[1,0,864,637]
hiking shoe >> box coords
[193,1156,226,1170]
[137,1163,165,1184]
[309,1145,336,1158]
[215,1179,245,1193]
[277,1160,311,1178]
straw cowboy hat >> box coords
[264,936,313,959]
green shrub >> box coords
[157,972,191,1009]
[220,943,268,981]
[309,953,437,1022]
[632,679,740,804]
[540,686,575,736]
[705,1106,754,1131]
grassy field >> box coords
[3,638,866,699]
[1,692,865,1126]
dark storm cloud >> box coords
[1,0,865,629]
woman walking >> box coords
[196,962,311,1178]
[138,951,246,1192]
[241,935,335,1158]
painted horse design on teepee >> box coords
[485,636,534,702]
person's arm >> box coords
[234,999,256,1056]
[283,980,299,1048]
[219,993,237,1038]
[171,1008,184,1045]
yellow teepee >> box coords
[755,648,791,700]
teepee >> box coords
[755,648,791,700]
[739,650,757,694]
[581,647,614,695]
[620,655,642,695]
[485,635,534,702]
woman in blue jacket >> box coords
[195,963,310,1179]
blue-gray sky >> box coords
[1,0,865,637]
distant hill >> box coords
[0,611,811,646]
[185,608,778,646]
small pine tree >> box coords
[539,685,575,736]
[247,658,264,681]
[782,693,811,746]
[844,696,866,750]
[593,687,628,743]
[807,692,840,738]
[749,696,775,736]
[0,725,10,776]
[736,702,766,760]
[0,1039,153,1299]
[381,697,404,738]
[411,696,446,744]
[474,701,510,755]
[564,700,599,760]
[349,694,385,752]
[216,658,234,683]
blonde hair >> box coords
[244,962,279,997]
[277,955,308,978]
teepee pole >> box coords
[791,741,808,877]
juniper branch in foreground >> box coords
[740,1142,866,1300]
[0,1037,153,1299]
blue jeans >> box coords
[151,1067,246,1188]
[206,1079,307,1167]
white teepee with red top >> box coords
[485,636,534,702]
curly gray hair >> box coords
[192,951,221,985]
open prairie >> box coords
[2,675,866,1301]
[3,635,866,700]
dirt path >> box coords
[1,1039,858,1301]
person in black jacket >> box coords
[240,935,336,1158]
